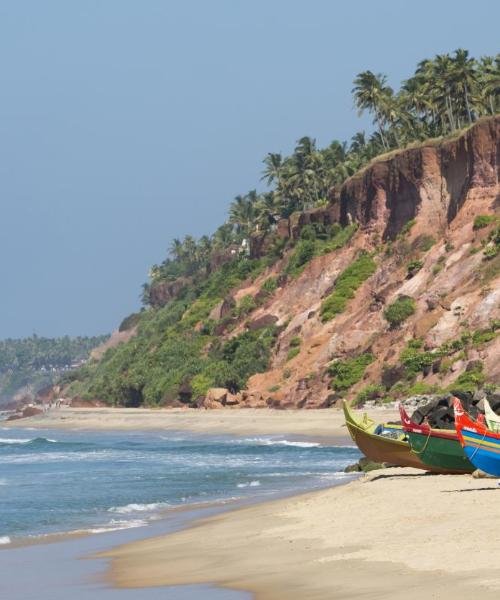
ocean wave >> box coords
[237,480,261,488]
[0,437,57,445]
[0,449,122,464]
[0,536,11,545]
[241,438,321,448]
[108,502,170,514]
[85,518,148,533]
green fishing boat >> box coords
[399,404,474,474]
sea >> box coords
[0,424,361,599]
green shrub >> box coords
[472,326,498,347]
[320,253,377,321]
[119,312,142,332]
[484,245,499,259]
[406,381,440,395]
[190,373,214,399]
[398,219,416,238]
[237,294,257,317]
[328,353,374,391]
[415,235,436,252]
[383,297,416,327]
[407,260,423,276]
[268,385,280,392]
[285,239,317,277]
[448,363,486,393]
[287,347,300,361]
[283,368,292,379]
[300,224,317,240]
[261,277,278,295]
[324,223,358,252]
[289,336,302,347]
[355,384,385,406]
[400,346,437,374]
[473,215,496,230]
[407,338,423,349]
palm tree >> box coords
[352,71,392,149]
[254,192,277,232]
[478,55,500,115]
[213,223,234,248]
[261,153,284,188]
[229,194,256,237]
[432,54,457,132]
[169,238,184,261]
[451,48,477,124]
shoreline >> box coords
[103,467,500,599]
[1,406,399,442]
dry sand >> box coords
[4,406,399,441]
[103,467,500,599]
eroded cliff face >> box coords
[230,117,500,408]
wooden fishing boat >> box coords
[454,398,500,477]
[399,404,474,474]
[484,399,500,433]
[342,401,429,469]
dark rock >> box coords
[466,360,484,372]
[381,365,406,389]
[21,406,43,418]
[247,314,279,331]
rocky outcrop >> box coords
[340,117,500,240]
[149,277,191,308]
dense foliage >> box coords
[0,335,108,403]
[321,253,377,321]
[65,257,279,406]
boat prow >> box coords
[342,401,428,470]
[454,398,500,477]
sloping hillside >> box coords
[62,116,499,409]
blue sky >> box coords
[1,0,499,339]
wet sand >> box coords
[104,467,500,599]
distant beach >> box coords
[3,406,399,441]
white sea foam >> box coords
[86,519,148,533]
[108,502,170,514]
[0,536,11,545]
[0,437,57,445]
[237,480,261,488]
[242,437,321,448]
[1,450,118,464]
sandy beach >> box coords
[4,406,399,441]
[103,467,500,599]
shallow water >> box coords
[0,426,360,599]
[0,427,359,543]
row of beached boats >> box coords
[343,398,500,477]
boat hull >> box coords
[343,402,429,470]
[406,430,474,474]
[399,404,474,474]
[454,398,500,477]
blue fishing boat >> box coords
[454,398,500,477]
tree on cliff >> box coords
[352,71,393,150]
